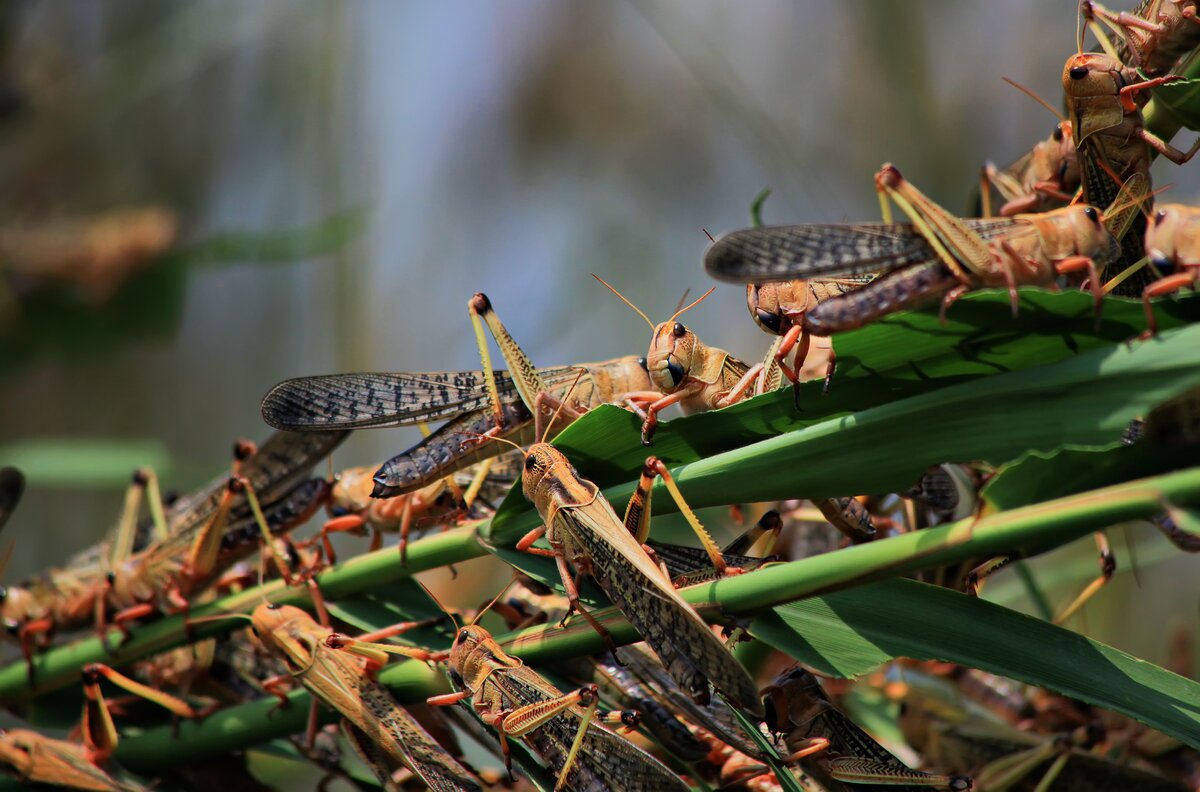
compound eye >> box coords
[1083,206,1099,224]
[755,308,782,334]
[1155,209,1168,226]
[636,356,648,371]
[666,361,685,388]
[1052,125,1063,141]
[1069,65,1089,80]
[457,629,470,642]
[266,602,281,610]
[672,322,686,338]
[524,455,538,472]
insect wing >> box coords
[498,670,690,791]
[562,501,764,716]
[705,219,1016,284]
[261,366,582,430]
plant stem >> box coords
[0,526,487,701]
[101,464,1200,772]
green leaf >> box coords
[749,578,1200,749]
[514,291,1200,494]
[0,437,173,487]
[488,320,1200,546]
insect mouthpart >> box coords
[755,308,783,334]
[666,360,685,387]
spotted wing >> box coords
[704,219,1016,284]
[261,366,582,430]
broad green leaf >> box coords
[750,578,1200,748]
[520,291,1200,492]
[0,437,172,487]
[488,321,1200,546]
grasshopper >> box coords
[0,658,196,790]
[1062,45,1200,294]
[747,277,876,396]
[706,163,1124,336]
[514,438,764,717]
[1136,203,1200,336]
[584,641,772,767]
[763,665,972,791]
[0,430,344,660]
[0,728,147,791]
[2,474,329,668]
[593,277,763,445]
[981,120,1080,218]
[889,663,1180,792]
[318,453,521,564]
[251,602,484,791]
[326,578,686,787]
[368,352,650,498]
[263,344,653,500]
[418,621,690,791]
[1085,0,1200,81]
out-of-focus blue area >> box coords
[0,2,1194,670]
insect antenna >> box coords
[469,573,518,627]
[540,368,586,445]
[672,288,692,314]
[592,274,655,331]
[1001,77,1065,122]
[669,286,716,323]
[453,432,527,459]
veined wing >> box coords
[704,219,1017,284]
[564,500,763,717]
[169,430,347,539]
[63,430,347,573]
[261,366,582,431]
[496,669,690,792]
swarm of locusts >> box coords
[6,4,1200,791]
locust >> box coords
[980,120,1080,218]
[889,663,1182,792]
[313,453,519,564]
[251,601,484,791]
[2,472,331,669]
[705,162,1124,338]
[583,641,773,767]
[1062,45,1200,294]
[739,183,872,397]
[1136,203,1200,336]
[0,430,345,657]
[762,665,972,791]
[324,581,689,789]
[513,436,764,717]
[747,277,875,396]
[0,728,147,791]
[978,76,1084,220]
[421,622,690,791]
[262,307,654,499]
[593,277,763,445]
[1085,0,1200,81]
[0,656,197,790]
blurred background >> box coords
[0,1,1196,676]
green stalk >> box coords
[98,465,1200,772]
[0,526,487,701]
